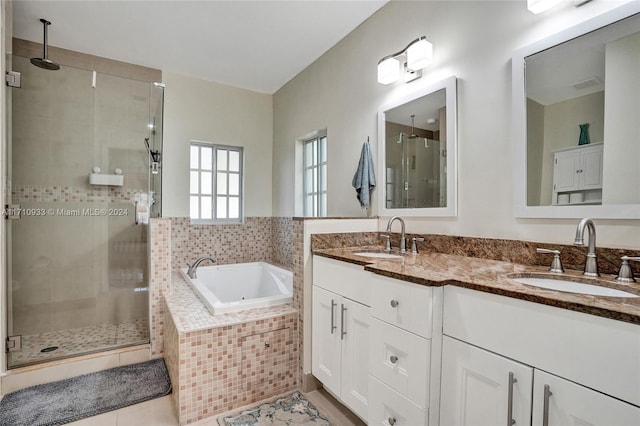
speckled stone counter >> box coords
[313,246,640,325]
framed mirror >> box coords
[512,2,640,219]
[378,76,457,217]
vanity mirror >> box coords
[512,2,640,219]
[378,76,457,217]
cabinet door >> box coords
[553,151,581,192]
[532,370,640,426]
[580,145,603,190]
[311,286,342,396]
[440,336,533,426]
[340,297,370,420]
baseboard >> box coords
[302,372,321,392]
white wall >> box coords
[162,71,273,218]
[603,32,640,205]
[273,0,640,249]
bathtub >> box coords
[180,262,293,315]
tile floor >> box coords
[67,388,365,426]
[8,319,149,367]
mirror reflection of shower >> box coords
[385,105,447,209]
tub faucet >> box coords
[386,216,406,253]
[187,256,216,279]
[574,218,599,277]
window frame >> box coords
[303,132,327,217]
[189,140,244,224]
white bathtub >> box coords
[180,262,293,315]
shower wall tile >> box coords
[13,38,162,83]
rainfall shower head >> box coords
[31,19,60,71]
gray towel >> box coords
[352,141,376,208]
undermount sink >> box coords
[509,275,639,298]
[353,251,403,259]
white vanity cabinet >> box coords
[312,256,371,420]
[440,336,533,426]
[532,369,640,426]
[368,273,442,426]
[552,143,603,205]
[442,286,640,426]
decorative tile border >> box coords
[11,185,147,204]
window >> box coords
[303,133,327,217]
[190,141,243,223]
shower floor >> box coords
[8,318,149,368]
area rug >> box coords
[0,357,171,426]
[219,392,332,425]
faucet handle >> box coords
[616,256,640,283]
[380,234,391,251]
[411,237,425,254]
[536,248,565,273]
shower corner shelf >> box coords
[89,173,124,186]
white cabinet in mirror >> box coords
[378,76,457,217]
[512,2,640,219]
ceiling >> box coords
[525,11,640,106]
[11,0,388,94]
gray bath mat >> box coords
[0,357,171,426]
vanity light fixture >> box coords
[377,36,433,85]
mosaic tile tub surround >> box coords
[163,272,298,424]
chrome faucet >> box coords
[573,218,599,277]
[386,216,406,253]
[186,256,216,279]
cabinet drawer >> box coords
[313,255,371,306]
[369,318,430,408]
[368,376,427,426]
[370,273,432,338]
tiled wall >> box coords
[170,217,293,271]
[164,310,298,424]
[292,219,305,389]
[150,219,172,357]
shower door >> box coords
[385,133,443,209]
[5,55,162,368]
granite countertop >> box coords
[313,246,640,325]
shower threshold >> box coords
[8,318,149,369]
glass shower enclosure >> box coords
[5,54,163,368]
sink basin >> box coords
[353,251,403,259]
[510,276,639,298]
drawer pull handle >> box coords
[388,417,397,426]
[543,384,553,426]
[390,355,398,364]
[390,299,399,308]
[507,372,517,426]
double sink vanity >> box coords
[310,230,640,426]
